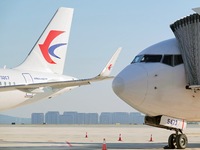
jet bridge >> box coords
[170,13,200,86]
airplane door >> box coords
[22,73,34,98]
[22,73,34,84]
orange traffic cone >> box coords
[85,132,88,138]
[118,134,122,141]
[149,134,153,142]
[102,138,107,150]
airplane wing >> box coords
[0,47,122,92]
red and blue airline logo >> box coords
[39,30,66,64]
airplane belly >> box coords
[0,86,67,111]
[0,90,27,111]
[15,86,76,107]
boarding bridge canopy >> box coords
[170,13,200,85]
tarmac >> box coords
[0,124,200,150]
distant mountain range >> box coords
[0,114,31,124]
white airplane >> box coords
[0,7,121,111]
[112,8,200,149]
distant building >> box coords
[130,112,144,124]
[112,112,130,124]
[76,113,85,124]
[85,113,98,124]
[45,111,59,124]
[1,111,144,125]
[99,112,112,124]
[59,114,67,124]
[31,113,44,124]
[59,111,77,124]
[27,111,145,125]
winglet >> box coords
[99,47,122,77]
[88,47,121,82]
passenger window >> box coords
[163,55,173,66]
[174,55,183,66]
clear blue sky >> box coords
[0,0,200,117]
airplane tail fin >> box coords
[15,7,73,74]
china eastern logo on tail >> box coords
[39,30,66,64]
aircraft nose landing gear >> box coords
[176,134,188,149]
[145,115,188,149]
[167,130,188,149]
[168,133,176,149]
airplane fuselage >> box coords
[0,69,76,111]
[113,38,200,121]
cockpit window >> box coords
[132,55,143,63]
[131,55,162,64]
[131,54,183,67]
[162,55,173,66]
[174,55,183,66]
[162,55,183,66]
[141,55,162,62]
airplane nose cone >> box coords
[112,76,125,95]
[112,64,147,107]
